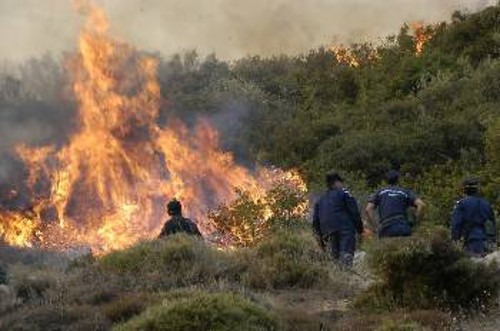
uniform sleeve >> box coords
[312,201,322,237]
[367,191,379,206]
[451,201,464,241]
[407,190,418,207]
[191,222,203,237]
[185,219,202,237]
[488,205,497,243]
[344,190,364,234]
[158,221,169,238]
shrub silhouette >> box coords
[356,230,500,312]
[115,291,279,331]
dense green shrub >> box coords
[98,230,341,291]
[9,265,59,304]
[103,293,154,323]
[99,235,227,289]
[356,231,500,312]
[335,309,451,331]
[240,230,342,290]
[0,304,109,331]
[114,291,279,331]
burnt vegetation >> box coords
[1,4,500,331]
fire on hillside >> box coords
[0,0,306,254]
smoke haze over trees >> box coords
[0,0,494,60]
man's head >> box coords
[167,199,182,216]
[385,170,400,186]
[326,172,343,189]
[463,178,479,196]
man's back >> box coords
[452,196,495,241]
[313,188,362,236]
[159,216,202,238]
[370,186,417,220]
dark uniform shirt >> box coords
[313,188,363,237]
[451,196,496,242]
[368,186,418,237]
[159,216,202,238]
[368,186,417,221]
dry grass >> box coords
[0,230,360,330]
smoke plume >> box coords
[0,0,492,61]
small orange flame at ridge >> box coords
[411,21,432,56]
[330,45,360,68]
[0,1,306,254]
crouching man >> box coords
[159,199,202,238]
[313,172,364,267]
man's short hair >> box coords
[167,199,182,216]
[386,170,400,185]
[463,178,479,196]
[326,172,343,187]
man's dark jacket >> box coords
[452,195,496,242]
[313,188,363,237]
[159,216,202,238]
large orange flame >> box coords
[0,1,306,254]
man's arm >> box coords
[365,191,379,229]
[345,192,363,234]
[451,202,464,241]
[312,202,325,251]
[187,219,203,237]
[488,205,497,243]
[312,202,322,237]
[365,202,377,227]
[192,223,203,237]
[158,222,169,238]
[414,198,425,220]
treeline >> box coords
[0,5,499,226]
[158,5,500,226]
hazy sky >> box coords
[0,0,493,61]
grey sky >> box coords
[0,0,492,61]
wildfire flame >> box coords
[0,1,306,254]
[330,45,360,68]
[411,22,432,56]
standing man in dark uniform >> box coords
[366,170,425,238]
[159,199,202,238]
[313,172,364,267]
[451,178,496,257]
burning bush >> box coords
[0,0,307,255]
[114,290,280,331]
[208,181,308,247]
[356,230,500,312]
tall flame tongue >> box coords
[1,2,305,254]
[411,22,432,56]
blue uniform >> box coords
[451,195,496,256]
[313,188,363,266]
[368,186,418,237]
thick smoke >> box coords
[0,56,75,205]
[0,0,493,61]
